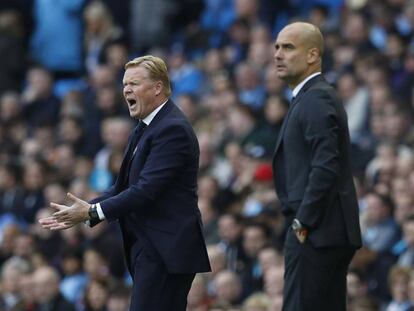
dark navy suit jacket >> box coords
[91,100,211,274]
[272,75,362,248]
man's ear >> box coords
[155,81,163,96]
[307,47,320,65]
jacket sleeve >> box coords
[99,123,193,221]
[296,89,340,228]
[89,184,116,204]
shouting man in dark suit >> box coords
[39,55,211,311]
[272,22,362,310]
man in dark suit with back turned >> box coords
[39,55,211,311]
[272,22,362,310]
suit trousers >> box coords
[129,240,195,311]
[282,228,355,311]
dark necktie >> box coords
[130,121,147,158]
[122,121,147,188]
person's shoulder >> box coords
[154,111,196,139]
[307,75,332,92]
[305,78,338,102]
[164,102,194,126]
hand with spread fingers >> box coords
[39,192,90,230]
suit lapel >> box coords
[130,99,176,152]
[116,128,138,190]
[273,75,325,156]
[273,96,298,155]
[115,100,176,190]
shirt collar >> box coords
[292,72,321,98]
[142,99,168,125]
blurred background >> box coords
[0,0,414,310]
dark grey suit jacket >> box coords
[272,75,362,248]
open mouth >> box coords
[127,98,136,106]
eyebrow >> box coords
[275,42,295,49]
[123,78,139,84]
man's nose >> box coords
[274,50,282,60]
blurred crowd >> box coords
[1,0,414,310]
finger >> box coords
[67,192,84,204]
[50,222,74,230]
[40,219,60,229]
[52,209,76,221]
[42,223,59,230]
[54,214,72,222]
[52,213,67,222]
[52,210,69,217]
[39,217,58,225]
[50,202,69,211]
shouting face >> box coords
[122,66,160,120]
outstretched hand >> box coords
[39,193,90,230]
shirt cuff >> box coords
[96,203,106,220]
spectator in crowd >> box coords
[206,245,227,288]
[218,213,246,272]
[32,265,76,311]
[21,66,60,128]
[385,265,412,310]
[336,71,370,145]
[0,9,26,95]
[94,117,132,172]
[0,223,20,264]
[361,191,400,253]
[0,163,24,220]
[0,92,23,126]
[242,292,269,311]
[60,247,87,306]
[198,198,220,245]
[225,104,274,159]
[240,222,270,298]
[19,272,37,311]
[263,265,284,310]
[30,0,84,78]
[213,270,243,308]
[398,215,414,267]
[347,269,376,309]
[234,62,266,110]
[257,247,282,275]
[83,278,111,311]
[13,232,36,262]
[242,163,276,218]
[187,274,212,311]
[83,0,124,74]
[107,284,131,311]
[169,50,205,98]
[176,93,200,125]
[20,159,46,224]
[100,40,130,85]
[0,257,30,311]
[262,95,289,138]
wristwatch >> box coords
[292,218,304,231]
[88,204,99,222]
